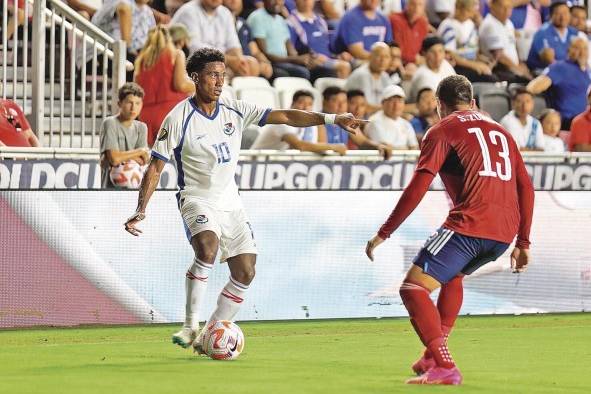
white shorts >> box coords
[179,197,257,262]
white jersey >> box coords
[152,96,271,210]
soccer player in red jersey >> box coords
[365,75,534,385]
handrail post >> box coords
[111,40,127,114]
[31,0,47,141]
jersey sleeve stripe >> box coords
[220,103,244,118]
[151,151,168,162]
[258,108,272,127]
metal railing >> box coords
[1,0,131,148]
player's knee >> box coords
[197,249,217,264]
[234,266,255,285]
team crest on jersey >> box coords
[223,122,235,136]
[157,128,168,141]
[196,215,208,224]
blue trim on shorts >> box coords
[413,228,510,284]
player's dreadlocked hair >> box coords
[436,75,473,108]
[186,47,225,76]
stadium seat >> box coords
[241,126,260,149]
[314,77,346,93]
[221,85,236,100]
[472,82,507,99]
[278,87,323,111]
[235,86,280,108]
[479,91,510,122]
[272,77,313,91]
[231,76,271,90]
[532,95,547,119]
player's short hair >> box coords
[186,47,225,75]
[292,90,314,103]
[511,86,532,101]
[436,75,473,107]
[417,87,433,102]
[347,89,365,100]
[118,82,144,102]
[322,86,346,101]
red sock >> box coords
[423,276,463,360]
[399,281,455,369]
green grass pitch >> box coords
[1,313,590,393]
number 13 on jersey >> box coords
[468,127,512,181]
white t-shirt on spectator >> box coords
[251,125,319,150]
[365,111,418,149]
[345,64,392,106]
[479,13,519,65]
[171,0,241,54]
[500,110,544,149]
[437,17,478,60]
[408,60,455,102]
[542,134,566,152]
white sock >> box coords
[183,258,213,331]
[208,276,249,323]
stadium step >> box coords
[42,133,100,149]
[1,66,33,82]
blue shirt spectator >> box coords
[542,59,591,123]
[247,6,291,57]
[287,11,331,57]
[325,124,349,144]
[332,3,392,59]
[526,2,579,72]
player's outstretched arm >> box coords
[266,110,367,136]
[124,156,165,236]
[511,155,535,272]
[365,170,434,261]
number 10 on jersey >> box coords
[212,143,231,164]
[468,127,512,181]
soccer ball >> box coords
[109,160,145,189]
[201,320,245,360]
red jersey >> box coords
[416,110,530,244]
[0,99,32,147]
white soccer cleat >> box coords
[171,327,196,349]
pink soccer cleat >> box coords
[411,354,436,375]
[406,366,463,385]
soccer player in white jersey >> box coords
[124,48,365,352]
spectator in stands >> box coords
[569,87,591,152]
[526,1,579,74]
[92,0,156,60]
[390,0,429,68]
[365,85,419,149]
[438,0,498,83]
[224,0,274,79]
[165,0,189,15]
[570,4,589,36]
[345,42,392,113]
[408,36,455,102]
[67,0,100,19]
[321,86,392,157]
[387,42,410,84]
[410,87,437,142]
[527,37,590,130]
[479,0,532,83]
[168,23,192,57]
[425,0,454,27]
[0,98,41,147]
[539,108,565,152]
[100,83,149,189]
[287,0,351,78]
[332,0,393,61]
[172,0,261,77]
[500,88,544,151]
[134,25,194,146]
[4,0,32,41]
[347,90,369,121]
[247,0,325,79]
[251,90,347,154]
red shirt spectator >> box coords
[0,99,41,147]
[569,108,591,152]
[390,0,429,64]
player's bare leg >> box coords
[193,253,256,354]
[172,230,219,349]
[413,274,464,375]
[400,265,463,385]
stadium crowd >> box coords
[3,0,591,164]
